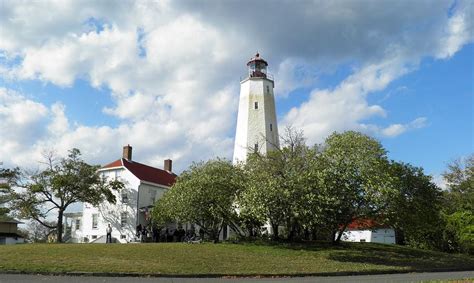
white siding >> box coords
[75,166,171,243]
[80,167,140,243]
[339,228,396,244]
[0,236,24,245]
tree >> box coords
[0,168,20,218]
[153,158,245,242]
[8,148,124,243]
[443,154,474,213]
[441,154,474,253]
[442,210,474,254]
[384,161,443,248]
[317,131,395,243]
[24,220,56,243]
[240,127,317,240]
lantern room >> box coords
[247,52,268,78]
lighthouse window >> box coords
[254,143,258,152]
[266,86,270,93]
[254,102,258,109]
[270,124,273,131]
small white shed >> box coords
[338,219,396,244]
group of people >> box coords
[105,223,203,243]
[135,224,202,243]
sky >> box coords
[0,0,473,187]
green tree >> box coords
[9,149,123,243]
[384,161,443,248]
[0,168,20,218]
[240,127,317,240]
[317,131,395,243]
[153,158,245,242]
[442,211,474,254]
[441,154,474,253]
[443,154,474,213]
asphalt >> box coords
[0,271,473,283]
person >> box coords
[141,226,147,243]
[152,226,159,242]
[178,226,185,242]
[136,224,142,240]
[106,224,112,243]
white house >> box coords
[338,219,396,244]
[65,145,176,243]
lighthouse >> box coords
[233,53,279,164]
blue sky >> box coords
[0,0,472,187]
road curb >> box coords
[0,268,473,278]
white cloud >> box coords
[381,117,427,137]
[47,102,69,136]
[0,0,472,172]
[282,57,419,143]
[436,1,473,59]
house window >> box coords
[92,214,98,229]
[270,123,273,131]
[254,143,258,153]
[254,101,258,109]
[75,219,80,230]
[121,190,128,203]
[121,235,126,239]
[92,235,97,239]
[120,212,127,228]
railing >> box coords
[240,72,274,82]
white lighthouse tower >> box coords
[233,53,279,164]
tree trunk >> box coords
[395,228,405,245]
[334,222,349,244]
[271,222,279,240]
[57,209,64,243]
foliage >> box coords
[240,127,318,240]
[151,127,471,253]
[0,168,20,218]
[316,131,395,243]
[441,211,474,254]
[240,130,396,243]
[153,158,245,242]
[8,148,124,243]
[440,154,474,254]
[442,154,474,214]
[25,220,56,243]
[382,162,443,249]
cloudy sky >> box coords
[0,0,472,183]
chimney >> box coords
[123,145,132,161]
[164,159,172,172]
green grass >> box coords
[0,242,473,276]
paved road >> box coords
[0,271,473,283]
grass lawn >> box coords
[0,242,473,276]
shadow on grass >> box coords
[236,240,474,270]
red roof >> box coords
[346,219,387,229]
[101,158,176,187]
